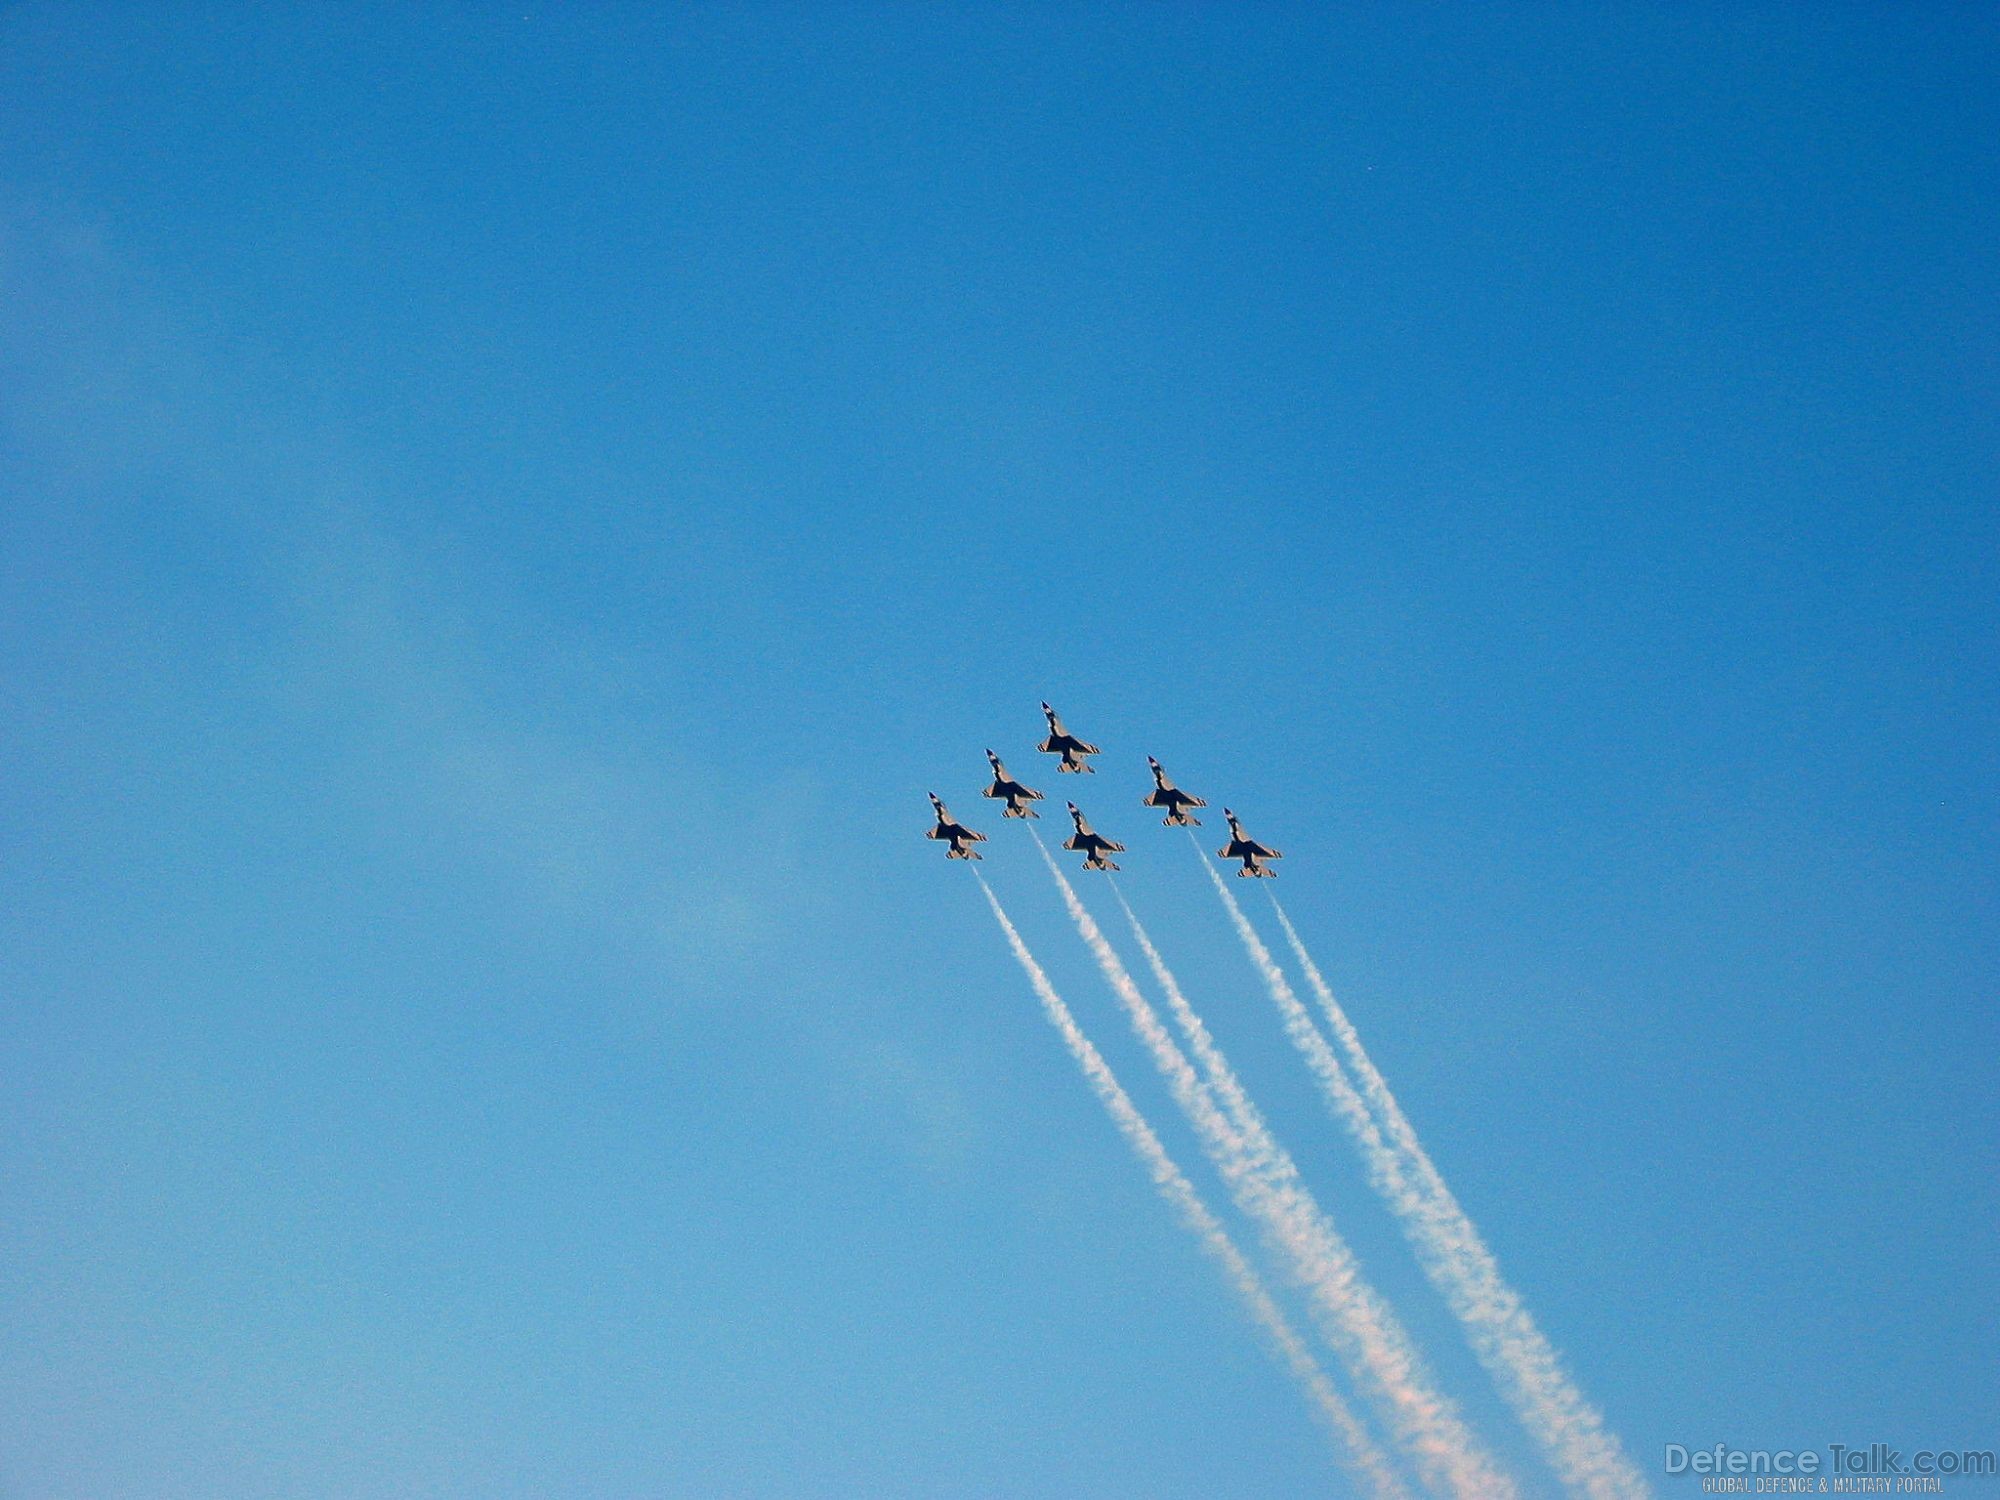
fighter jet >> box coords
[1062,802,1126,871]
[1216,808,1282,878]
[1142,757,1207,826]
[982,751,1045,818]
[926,793,987,860]
[1037,702,1100,774]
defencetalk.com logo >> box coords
[1665,1445,1997,1493]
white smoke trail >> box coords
[972,875,1408,1498]
[1031,838,1516,1500]
[1193,830,1645,1500]
[1197,843,1431,1210]
[1108,878,1281,1185]
[1267,894,1650,1500]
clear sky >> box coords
[2,5,1994,1497]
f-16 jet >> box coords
[1038,702,1100,774]
[1217,809,1282,878]
[926,794,987,860]
[982,751,1045,819]
[1063,802,1126,871]
[1142,757,1207,826]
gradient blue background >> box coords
[2,6,1994,1497]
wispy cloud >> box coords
[0,211,801,1012]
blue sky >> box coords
[1,5,1994,1496]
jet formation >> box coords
[927,704,1283,876]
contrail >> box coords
[1194,830,1644,1500]
[1031,837,1516,1500]
[972,875,1409,1498]
[1196,842,1449,1265]
[1109,878,1279,1180]
[1267,894,1650,1500]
